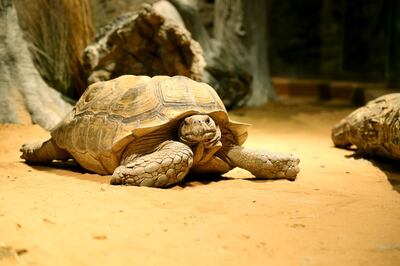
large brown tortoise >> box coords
[332,93,400,161]
[20,75,300,187]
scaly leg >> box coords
[223,145,300,180]
[20,138,71,163]
[110,141,193,187]
[191,156,233,175]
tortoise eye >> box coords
[206,117,210,123]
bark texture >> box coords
[0,0,72,130]
[14,0,94,97]
[170,0,275,108]
[82,3,206,84]
[92,0,157,29]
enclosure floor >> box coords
[0,99,399,266]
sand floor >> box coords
[0,99,399,265]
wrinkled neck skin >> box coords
[178,114,223,165]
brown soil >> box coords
[1,99,399,265]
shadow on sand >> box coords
[24,160,286,188]
[25,160,109,184]
[179,173,290,188]
[346,153,400,193]
[370,159,400,193]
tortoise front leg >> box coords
[20,138,71,163]
[223,145,300,180]
[111,141,193,187]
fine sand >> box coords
[0,99,399,265]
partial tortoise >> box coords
[332,93,400,161]
[20,75,300,187]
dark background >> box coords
[267,0,399,87]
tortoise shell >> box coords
[51,75,249,174]
[332,93,400,160]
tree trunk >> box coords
[224,0,275,105]
[0,0,72,130]
[14,0,94,97]
[82,3,205,84]
[170,0,275,108]
[386,0,400,87]
[168,0,215,56]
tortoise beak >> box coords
[178,115,221,146]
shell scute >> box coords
[86,115,105,158]
[72,115,89,153]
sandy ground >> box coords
[0,99,399,266]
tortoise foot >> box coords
[225,145,300,180]
[111,141,193,187]
[260,153,300,180]
[20,141,45,162]
[20,139,70,163]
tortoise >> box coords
[20,75,300,187]
[332,93,400,161]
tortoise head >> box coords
[178,114,221,147]
[178,114,222,164]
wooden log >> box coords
[82,3,206,85]
[0,0,72,130]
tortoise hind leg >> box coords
[20,138,71,163]
[111,141,193,187]
[222,145,300,180]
